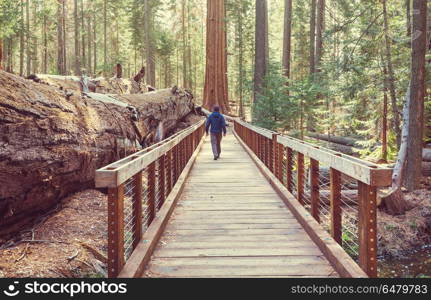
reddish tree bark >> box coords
[203,0,229,113]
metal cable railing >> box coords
[96,120,205,277]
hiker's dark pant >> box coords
[210,133,223,158]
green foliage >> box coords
[252,62,292,131]
[0,0,21,39]
[342,230,359,259]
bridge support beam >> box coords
[358,182,378,278]
[108,185,125,278]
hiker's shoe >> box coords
[214,157,218,161]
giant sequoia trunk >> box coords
[253,0,269,104]
[203,0,230,113]
[0,71,197,236]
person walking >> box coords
[205,106,227,160]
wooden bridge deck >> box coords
[143,130,339,278]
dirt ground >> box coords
[377,178,431,258]
[0,190,108,278]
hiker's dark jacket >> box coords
[206,112,227,134]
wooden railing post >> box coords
[257,134,261,160]
[158,156,166,209]
[297,153,305,205]
[310,159,320,222]
[271,134,278,174]
[265,137,269,167]
[166,150,172,194]
[172,145,178,184]
[358,182,378,277]
[132,172,143,249]
[286,147,293,192]
[253,132,257,154]
[330,168,342,245]
[278,144,284,183]
[188,134,192,159]
[147,162,156,226]
[107,184,125,278]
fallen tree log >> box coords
[0,71,198,236]
[307,132,363,147]
[28,67,150,95]
[305,136,360,156]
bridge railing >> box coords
[234,120,392,277]
[95,120,205,278]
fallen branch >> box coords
[67,250,80,263]
[14,243,30,263]
[80,243,107,264]
[21,239,69,244]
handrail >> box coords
[234,120,392,278]
[236,120,392,186]
[96,120,205,188]
[95,120,206,277]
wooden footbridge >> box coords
[96,118,392,278]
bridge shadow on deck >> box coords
[143,130,339,278]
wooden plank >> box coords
[154,247,323,258]
[118,133,205,278]
[330,168,342,245]
[146,259,334,277]
[358,182,378,278]
[181,190,280,195]
[234,129,367,278]
[159,234,313,243]
[174,205,288,211]
[157,240,316,249]
[147,256,328,266]
[170,218,296,224]
[179,199,284,205]
[163,228,306,236]
[171,214,294,221]
[178,196,284,202]
[183,182,272,187]
[171,210,293,218]
[166,223,300,230]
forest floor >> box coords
[0,190,108,278]
[377,177,431,258]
